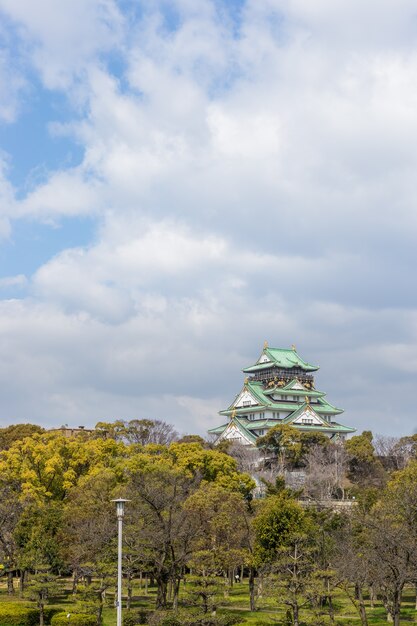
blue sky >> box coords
[1,0,417,438]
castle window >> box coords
[243,401,251,407]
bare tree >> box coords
[373,435,405,471]
[227,442,261,474]
[126,466,199,610]
[304,443,348,501]
[124,419,178,445]
[95,419,178,446]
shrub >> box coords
[146,612,244,626]
[147,613,182,626]
[44,608,61,623]
[51,612,96,626]
[0,605,39,626]
[123,609,151,625]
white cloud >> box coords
[0,0,124,89]
[17,169,103,221]
[0,49,26,123]
[0,274,27,288]
[0,1,417,435]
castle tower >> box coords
[208,344,355,445]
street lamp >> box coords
[112,498,130,626]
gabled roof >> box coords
[210,417,257,444]
[283,403,329,427]
[208,411,355,443]
[282,403,355,433]
[219,380,342,416]
[316,397,343,415]
[263,378,325,398]
[243,347,318,373]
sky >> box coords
[0,0,417,437]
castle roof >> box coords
[243,346,318,374]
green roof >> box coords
[210,417,258,444]
[220,380,343,417]
[264,384,325,398]
[243,347,318,373]
[210,345,354,442]
[208,415,355,441]
[316,398,343,415]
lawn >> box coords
[1,577,416,625]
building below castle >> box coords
[208,344,355,445]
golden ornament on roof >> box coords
[264,340,268,349]
[292,344,296,351]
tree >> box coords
[14,501,65,596]
[227,442,261,476]
[95,419,178,445]
[253,494,325,626]
[61,469,119,594]
[256,424,301,472]
[303,442,348,500]
[341,463,417,626]
[0,424,44,451]
[126,464,199,609]
[299,431,329,459]
[186,484,250,604]
[176,435,208,447]
[0,479,23,594]
[0,432,127,502]
[345,431,386,488]
[25,570,61,626]
[333,514,372,626]
[124,441,255,610]
[253,493,306,565]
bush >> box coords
[0,605,39,626]
[147,613,182,626]
[51,612,96,626]
[44,608,61,623]
[123,610,151,626]
[146,612,243,626]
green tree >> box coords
[14,501,65,597]
[256,424,301,472]
[0,424,44,451]
[95,419,178,445]
[253,495,325,626]
[0,479,22,594]
[186,484,250,603]
[62,469,119,588]
[253,494,306,565]
[345,431,385,488]
[25,570,61,626]
[299,431,329,459]
[126,464,199,610]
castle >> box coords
[208,344,355,445]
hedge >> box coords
[0,604,59,626]
[0,605,38,626]
[51,613,96,626]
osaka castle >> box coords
[208,344,355,446]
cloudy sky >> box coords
[0,0,416,437]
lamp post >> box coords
[112,498,130,626]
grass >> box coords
[1,577,417,625]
